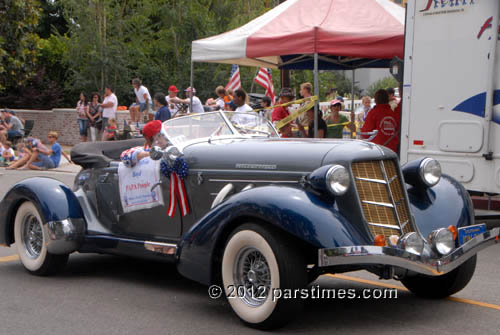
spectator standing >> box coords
[325,99,349,139]
[356,96,373,124]
[154,93,171,122]
[387,87,398,111]
[76,93,90,142]
[166,85,179,117]
[170,87,204,114]
[88,92,102,142]
[100,86,118,141]
[130,78,153,123]
[361,89,400,152]
[272,88,295,123]
[0,110,24,144]
[297,108,327,138]
[297,82,313,126]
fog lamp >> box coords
[429,228,455,256]
[397,232,424,255]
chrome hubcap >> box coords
[234,247,271,307]
[22,214,43,258]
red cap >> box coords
[168,85,179,93]
[142,120,162,139]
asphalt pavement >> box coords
[0,167,499,334]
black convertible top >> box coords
[71,138,145,169]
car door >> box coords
[95,160,183,239]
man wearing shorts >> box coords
[100,86,118,140]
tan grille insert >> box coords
[352,160,414,238]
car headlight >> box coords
[326,165,350,196]
[419,158,441,187]
[428,228,455,256]
[397,232,424,255]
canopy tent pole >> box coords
[314,53,319,138]
[351,69,356,138]
[189,61,194,113]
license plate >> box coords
[458,224,486,245]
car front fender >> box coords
[0,177,85,246]
[407,174,474,239]
[177,185,370,285]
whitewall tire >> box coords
[221,223,307,329]
[14,202,68,276]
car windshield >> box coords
[162,111,278,148]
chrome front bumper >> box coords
[318,228,500,276]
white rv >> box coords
[400,0,500,194]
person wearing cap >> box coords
[166,85,180,117]
[325,99,349,139]
[169,87,204,114]
[272,88,295,123]
[120,120,166,168]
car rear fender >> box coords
[0,177,85,246]
[176,185,370,285]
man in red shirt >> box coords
[361,89,400,152]
[272,88,295,123]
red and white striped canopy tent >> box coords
[191,0,405,70]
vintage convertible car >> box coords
[0,111,499,329]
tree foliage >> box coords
[366,76,399,97]
[0,0,360,108]
[0,0,42,92]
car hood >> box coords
[183,138,396,172]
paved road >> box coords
[0,168,499,334]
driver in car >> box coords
[120,120,168,168]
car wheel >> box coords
[400,255,476,299]
[221,223,307,330]
[14,202,69,276]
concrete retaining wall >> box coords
[10,109,130,146]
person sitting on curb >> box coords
[120,120,167,168]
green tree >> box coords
[0,0,42,92]
[366,76,399,97]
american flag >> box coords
[254,67,275,103]
[226,65,241,91]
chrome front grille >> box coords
[352,160,414,239]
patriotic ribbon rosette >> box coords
[160,157,190,217]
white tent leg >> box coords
[314,53,319,138]
[189,61,194,114]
